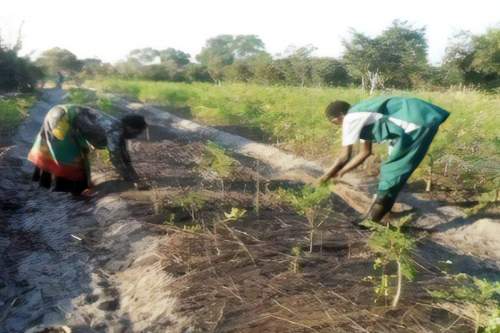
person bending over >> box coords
[318,97,449,223]
[28,104,147,194]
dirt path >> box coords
[111,97,500,270]
[0,90,191,332]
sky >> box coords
[1,0,499,65]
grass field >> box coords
[0,94,36,139]
[86,79,500,194]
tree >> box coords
[342,20,429,90]
[232,35,266,59]
[0,31,43,92]
[128,47,160,65]
[196,35,235,84]
[441,31,475,86]
[470,27,500,88]
[310,57,351,87]
[442,27,500,89]
[158,48,191,66]
[196,34,267,84]
[36,47,82,76]
[185,63,212,82]
[224,60,253,82]
[250,53,284,84]
[282,45,317,87]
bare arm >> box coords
[108,133,140,182]
[318,145,352,184]
[337,140,372,177]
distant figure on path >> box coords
[318,96,449,223]
[56,71,64,89]
[28,105,147,194]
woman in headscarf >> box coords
[28,104,147,194]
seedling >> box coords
[280,185,331,253]
[464,189,499,217]
[163,213,176,225]
[429,273,500,333]
[223,207,247,222]
[174,191,207,222]
[213,208,255,264]
[363,215,416,308]
[289,245,303,273]
[198,141,236,194]
[150,182,167,215]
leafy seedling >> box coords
[364,215,416,308]
[174,191,208,222]
[429,273,500,333]
[198,141,236,194]
[279,185,331,253]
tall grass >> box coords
[0,95,36,138]
[87,79,500,193]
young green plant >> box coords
[174,191,207,222]
[281,185,331,253]
[199,141,236,195]
[429,273,500,333]
[363,215,416,308]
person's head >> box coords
[324,100,351,125]
[121,114,147,139]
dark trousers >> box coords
[32,167,88,195]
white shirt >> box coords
[341,111,421,147]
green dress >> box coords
[345,96,449,199]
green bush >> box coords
[0,95,35,136]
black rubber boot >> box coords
[365,195,397,224]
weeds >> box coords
[279,185,331,253]
[363,216,416,308]
[0,95,35,136]
[66,87,119,116]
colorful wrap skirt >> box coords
[28,105,90,183]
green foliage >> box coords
[196,34,266,83]
[0,95,35,135]
[199,141,236,179]
[343,20,428,89]
[280,185,331,253]
[0,33,43,92]
[464,189,499,217]
[364,216,416,307]
[66,88,118,116]
[36,47,82,77]
[223,207,247,222]
[174,191,207,222]
[429,273,500,332]
[442,27,500,89]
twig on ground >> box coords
[211,302,226,333]
[272,299,297,315]
[260,313,320,333]
[219,222,256,265]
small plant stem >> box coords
[309,229,315,253]
[255,161,260,218]
[392,260,403,308]
[426,157,434,192]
